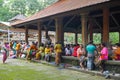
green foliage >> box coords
[0,0,58,21]
[64,32,119,45]
[0,0,13,21]
[93,33,101,44]
[78,34,82,44]
[64,33,75,44]
[109,32,119,44]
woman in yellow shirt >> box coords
[45,45,51,62]
[54,42,62,65]
[35,43,44,60]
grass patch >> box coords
[0,59,114,80]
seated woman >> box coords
[35,43,44,60]
[26,42,37,60]
[77,44,85,69]
[113,43,120,60]
[45,45,51,62]
[72,44,79,57]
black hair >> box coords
[116,43,120,47]
[101,42,106,47]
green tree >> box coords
[1,0,58,21]
[109,32,119,44]
[0,0,13,21]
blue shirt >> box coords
[86,44,96,54]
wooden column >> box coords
[45,26,48,38]
[89,19,93,42]
[81,13,88,46]
[103,7,109,43]
[119,31,120,43]
[25,26,28,44]
[55,17,64,45]
[75,32,78,44]
[38,22,42,46]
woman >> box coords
[26,42,37,60]
[99,43,108,73]
[45,45,51,62]
[35,43,44,60]
[72,44,79,57]
[113,43,120,60]
[77,44,85,69]
[1,42,9,63]
[16,42,21,58]
[54,42,62,65]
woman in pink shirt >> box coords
[99,43,108,73]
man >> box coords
[86,41,97,70]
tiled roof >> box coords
[11,0,110,26]
[9,14,26,22]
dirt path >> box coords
[0,54,114,80]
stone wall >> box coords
[51,55,120,74]
[105,61,120,74]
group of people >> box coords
[64,41,120,72]
[0,41,63,66]
[1,40,120,73]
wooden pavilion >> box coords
[11,0,120,46]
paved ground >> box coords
[0,54,114,80]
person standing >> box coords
[16,42,21,58]
[12,41,17,55]
[86,41,97,70]
[1,42,9,63]
[99,43,108,73]
[54,42,62,65]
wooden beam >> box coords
[25,26,28,44]
[47,19,53,26]
[81,13,88,46]
[119,31,120,43]
[111,14,120,28]
[37,22,42,46]
[88,18,93,41]
[75,32,78,44]
[64,15,76,28]
[55,17,64,45]
[102,7,109,43]
[92,10,120,18]
[92,17,102,31]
